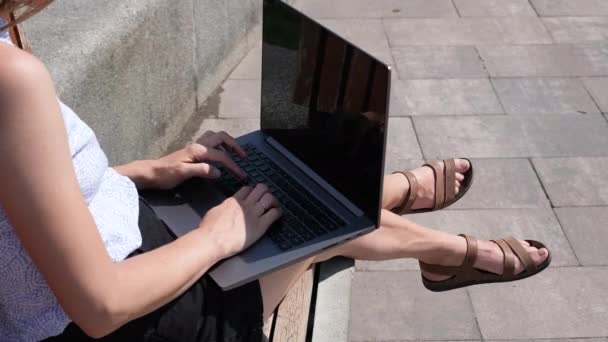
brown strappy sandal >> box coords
[391,159,474,215]
[419,234,551,292]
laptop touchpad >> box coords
[142,179,225,237]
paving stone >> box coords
[583,77,608,112]
[494,340,606,342]
[414,115,608,158]
[543,17,608,43]
[193,118,259,141]
[531,0,608,17]
[492,78,601,115]
[449,159,550,209]
[532,157,608,206]
[228,44,261,80]
[479,43,608,77]
[295,0,457,19]
[350,271,481,341]
[555,207,608,266]
[469,267,608,339]
[454,0,537,17]
[357,207,577,271]
[318,19,394,65]
[382,158,423,177]
[386,117,423,162]
[390,78,503,116]
[384,17,552,46]
[312,258,354,342]
[415,209,575,265]
[217,79,260,118]
[392,46,487,79]
[356,258,420,271]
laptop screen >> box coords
[261,0,390,225]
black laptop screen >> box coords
[261,1,390,225]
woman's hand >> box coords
[199,183,282,258]
[115,131,247,190]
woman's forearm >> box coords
[92,227,226,337]
[113,160,159,189]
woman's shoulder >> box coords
[0,42,49,96]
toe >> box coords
[455,159,471,174]
[455,173,465,182]
[529,246,549,266]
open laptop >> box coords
[142,0,391,290]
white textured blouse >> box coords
[0,28,142,341]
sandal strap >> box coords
[460,234,478,269]
[392,171,418,213]
[504,237,537,274]
[444,159,457,206]
[493,239,516,277]
[424,161,445,210]
[419,234,478,276]
[418,262,461,276]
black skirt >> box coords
[44,198,264,342]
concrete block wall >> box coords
[23,0,265,165]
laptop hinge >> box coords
[265,136,364,217]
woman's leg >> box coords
[259,209,548,320]
[258,160,548,319]
[258,257,316,321]
[258,209,455,320]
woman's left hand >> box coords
[115,131,247,190]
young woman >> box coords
[0,1,551,341]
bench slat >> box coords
[266,267,315,342]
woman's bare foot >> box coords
[420,235,550,282]
[383,159,471,211]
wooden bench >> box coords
[263,257,355,342]
[263,266,317,342]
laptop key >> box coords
[223,144,345,250]
[288,235,304,246]
[289,220,315,240]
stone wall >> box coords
[23,0,267,164]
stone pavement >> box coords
[192,0,608,340]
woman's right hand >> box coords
[197,183,282,258]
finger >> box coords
[253,193,278,216]
[245,183,270,204]
[201,130,215,138]
[204,148,246,179]
[253,202,266,217]
[194,133,213,148]
[234,186,253,200]
[259,192,279,210]
[217,131,246,158]
[182,162,221,179]
[260,207,282,229]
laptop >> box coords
[142,0,391,290]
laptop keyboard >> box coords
[214,143,345,250]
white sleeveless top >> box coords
[0,27,142,341]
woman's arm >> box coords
[114,131,247,190]
[0,45,279,338]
